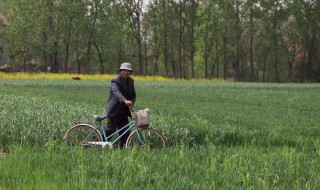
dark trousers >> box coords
[105,114,130,147]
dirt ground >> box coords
[0,151,8,158]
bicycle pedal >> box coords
[102,142,113,149]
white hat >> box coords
[119,62,133,71]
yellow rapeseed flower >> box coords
[0,72,228,82]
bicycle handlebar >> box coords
[130,108,137,119]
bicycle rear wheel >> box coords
[63,124,102,147]
[125,127,166,149]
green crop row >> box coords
[1,79,320,189]
[1,145,320,189]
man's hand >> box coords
[124,100,133,109]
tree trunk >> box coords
[215,22,220,78]
[300,51,307,82]
[306,26,316,80]
[42,29,49,72]
[137,14,143,75]
[94,41,105,74]
[162,0,169,76]
[190,0,195,78]
[144,32,148,75]
[273,0,280,82]
[223,20,227,80]
[64,17,73,73]
[222,1,228,80]
[64,43,69,73]
[178,0,183,78]
[170,36,176,77]
[234,1,241,81]
[262,46,271,82]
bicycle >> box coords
[63,109,166,149]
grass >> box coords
[0,76,320,189]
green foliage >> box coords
[2,0,319,81]
[1,79,320,189]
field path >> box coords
[0,152,8,158]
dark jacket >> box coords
[105,74,136,118]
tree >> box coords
[147,0,162,75]
[161,0,169,76]
[123,0,145,75]
[189,0,197,78]
[196,1,215,79]
[4,0,45,72]
[2,0,320,82]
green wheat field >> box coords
[1,77,320,189]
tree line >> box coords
[1,0,319,82]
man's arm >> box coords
[110,79,126,103]
[131,79,136,104]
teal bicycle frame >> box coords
[64,108,166,149]
[83,114,145,147]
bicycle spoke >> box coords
[126,128,165,149]
[64,124,102,147]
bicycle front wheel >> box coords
[126,127,166,149]
[63,124,102,147]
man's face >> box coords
[120,70,132,78]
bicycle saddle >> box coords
[94,115,108,121]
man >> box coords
[105,62,136,147]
